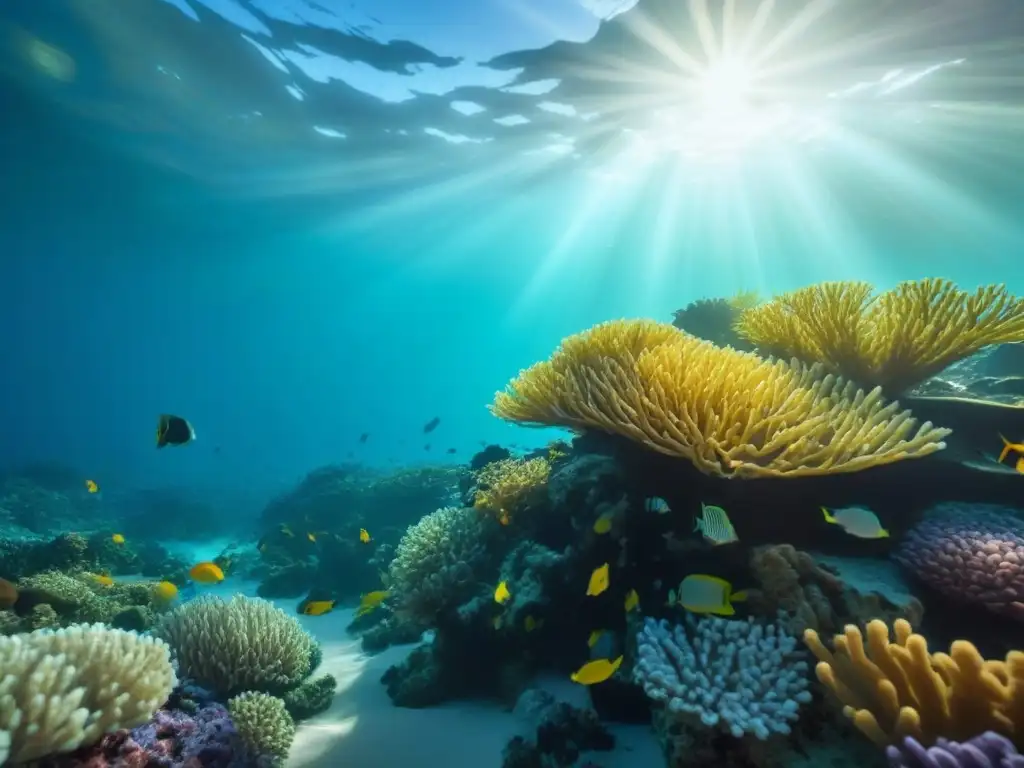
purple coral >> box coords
[894,503,1024,622]
[886,731,1024,768]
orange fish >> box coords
[998,435,1024,473]
[301,600,335,616]
[189,561,224,584]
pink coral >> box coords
[894,503,1024,621]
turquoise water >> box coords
[2,3,1024,767]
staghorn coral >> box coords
[153,595,315,697]
[228,691,295,765]
[893,503,1024,622]
[804,618,1024,748]
[490,318,950,479]
[387,506,494,627]
[735,279,1024,395]
[0,623,176,763]
[473,457,550,521]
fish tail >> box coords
[731,590,749,603]
[878,528,890,538]
[999,434,1015,464]
[821,506,837,524]
[693,518,701,533]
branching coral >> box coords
[0,623,176,762]
[474,457,550,520]
[804,618,1024,747]
[387,506,492,626]
[153,595,315,697]
[489,318,950,479]
[735,279,1024,394]
[228,691,295,765]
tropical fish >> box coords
[359,528,371,544]
[593,511,614,535]
[498,510,511,526]
[152,581,178,602]
[447,448,457,454]
[280,524,295,538]
[302,600,336,616]
[694,503,738,545]
[998,435,1024,473]
[189,561,224,584]
[423,417,441,433]
[668,574,747,616]
[494,580,511,604]
[624,588,640,612]
[821,506,889,539]
[587,630,604,648]
[586,564,610,597]
[307,532,317,543]
[93,574,114,587]
[424,444,431,451]
[111,533,125,545]
[156,414,196,448]
[355,590,389,618]
[0,577,18,609]
[645,497,671,514]
[359,432,369,443]
[571,655,623,685]
[85,479,99,493]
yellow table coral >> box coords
[735,279,1024,395]
[804,618,1024,747]
[489,318,950,479]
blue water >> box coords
[0,0,1021,501]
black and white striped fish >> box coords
[694,502,738,545]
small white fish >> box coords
[645,497,671,514]
[821,506,889,539]
[694,502,738,545]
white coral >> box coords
[0,623,176,763]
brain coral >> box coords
[893,503,1024,621]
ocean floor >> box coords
[195,574,661,768]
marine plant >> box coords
[735,279,1024,395]
[153,594,316,697]
[804,618,1024,747]
[473,456,551,521]
[489,318,950,478]
[228,691,296,765]
[0,623,176,763]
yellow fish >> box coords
[499,510,511,526]
[359,528,371,544]
[624,588,640,612]
[189,561,225,584]
[302,600,336,616]
[93,574,114,587]
[494,580,511,604]
[307,532,317,543]
[587,630,604,648]
[999,434,1024,473]
[586,563,609,597]
[111,533,125,545]
[593,511,614,535]
[152,581,178,602]
[821,506,889,539]
[355,590,389,617]
[669,574,747,616]
[85,479,99,493]
[571,655,623,685]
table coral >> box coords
[894,503,1024,622]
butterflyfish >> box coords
[624,588,640,612]
[494,580,511,604]
[152,581,178,602]
[998,434,1024,473]
[571,655,623,685]
[156,414,196,448]
[111,533,125,545]
[355,590,389,618]
[694,503,738,545]
[587,630,604,648]
[645,497,671,514]
[586,563,610,597]
[359,528,371,544]
[189,561,224,584]
[302,600,336,616]
[669,574,747,616]
[593,511,614,535]
[85,479,99,493]
[821,506,889,539]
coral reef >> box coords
[804,618,1024,747]
[502,689,614,768]
[886,731,1024,768]
[228,691,296,765]
[489,318,950,478]
[153,595,316,697]
[735,279,1024,395]
[0,623,176,763]
[893,503,1024,622]
[473,456,551,523]
[280,674,337,721]
[635,615,812,741]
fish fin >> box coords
[731,590,749,602]
[878,528,890,538]
[821,506,837,523]
[693,518,700,532]
[719,603,736,616]
[999,434,1013,463]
